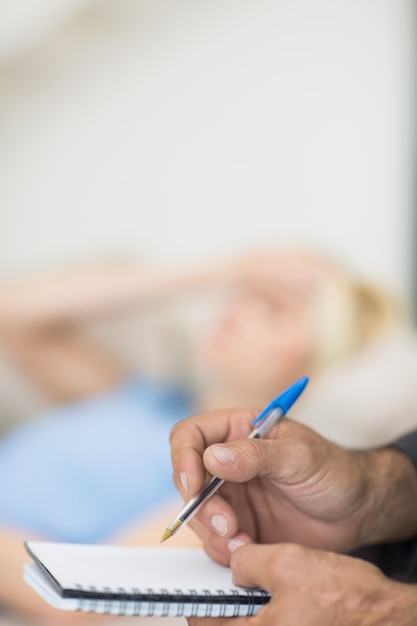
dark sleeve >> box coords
[351,429,417,582]
[393,430,417,469]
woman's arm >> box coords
[0,260,234,329]
[0,249,329,329]
[0,259,234,401]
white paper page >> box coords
[26,542,246,595]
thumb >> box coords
[203,437,289,483]
[203,418,326,486]
[230,544,285,592]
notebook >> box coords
[24,542,270,618]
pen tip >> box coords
[160,529,173,543]
[159,520,182,543]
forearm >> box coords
[0,260,231,328]
[0,529,99,624]
[0,262,150,327]
[359,447,417,547]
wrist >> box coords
[358,447,417,547]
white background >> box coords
[0,0,415,297]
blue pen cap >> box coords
[252,376,309,425]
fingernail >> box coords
[210,445,236,466]
[228,537,247,553]
[180,472,188,493]
[211,514,228,536]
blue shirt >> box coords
[0,381,193,542]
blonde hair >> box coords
[311,269,404,371]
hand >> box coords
[170,410,370,565]
[188,543,417,626]
[170,410,417,566]
[223,249,329,300]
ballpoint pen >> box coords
[160,376,309,542]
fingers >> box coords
[204,539,249,567]
[186,505,253,564]
[231,544,279,591]
[170,409,257,498]
[169,408,259,552]
[170,410,330,561]
[171,411,313,501]
[193,492,240,538]
[183,491,240,540]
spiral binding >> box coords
[74,585,270,617]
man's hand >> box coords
[170,410,370,563]
[170,410,417,565]
[189,543,417,626]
